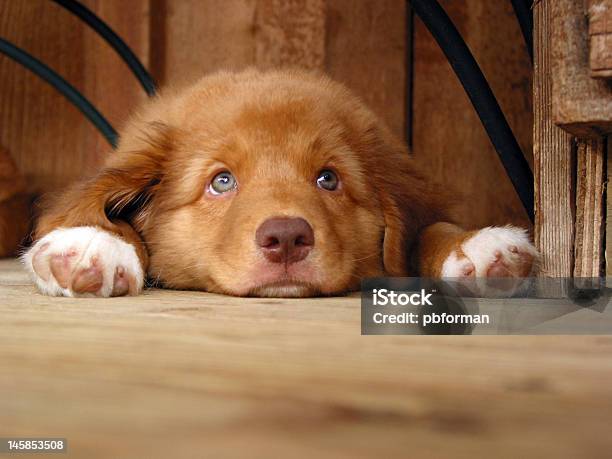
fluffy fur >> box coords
[0,146,31,257]
[23,69,536,297]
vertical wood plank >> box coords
[606,137,612,278]
[573,138,605,278]
[254,0,325,70]
[154,0,257,86]
[83,0,152,159]
[157,0,327,82]
[534,0,576,279]
[159,0,407,143]
[81,0,152,129]
[325,0,407,138]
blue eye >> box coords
[316,169,339,191]
[209,171,237,194]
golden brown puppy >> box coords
[22,69,536,297]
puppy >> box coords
[22,69,537,297]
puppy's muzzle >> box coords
[255,217,314,264]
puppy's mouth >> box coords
[247,279,320,298]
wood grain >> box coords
[411,0,533,229]
[573,138,606,278]
[0,0,151,192]
[534,0,576,281]
[157,0,408,139]
[551,0,612,137]
[156,0,326,83]
[82,0,152,152]
[607,137,612,278]
[153,0,256,86]
[0,0,90,192]
[589,0,612,78]
[254,0,325,71]
[1,258,612,458]
[325,0,407,139]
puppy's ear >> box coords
[35,123,172,240]
[380,191,410,276]
[363,126,452,276]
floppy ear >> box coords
[363,125,453,276]
[34,123,172,260]
[380,191,411,276]
[377,163,435,276]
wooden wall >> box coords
[0,0,531,228]
[412,0,533,229]
[0,0,150,191]
[0,0,90,190]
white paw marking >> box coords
[441,251,475,278]
[441,226,538,296]
[22,227,144,297]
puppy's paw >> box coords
[22,227,144,297]
[441,226,538,296]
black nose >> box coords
[255,217,314,264]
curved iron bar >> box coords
[51,0,157,97]
[0,37,118,148]
[510,0,534,62]
[408,0,534,222]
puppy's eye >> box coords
[316,169,339,191]
[209,171,237,195]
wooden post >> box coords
[550,1,611,281]
[551,0,612,137]
[534,0,576,285]
[589,0,612,79]
[573,138,606,278]
[607,138,612,280]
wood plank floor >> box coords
[1,258,611,458]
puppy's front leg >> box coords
[23,224,146,297]
[416,222,537,282]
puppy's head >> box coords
[56,70,443,296]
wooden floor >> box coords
[1,258,611,458]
